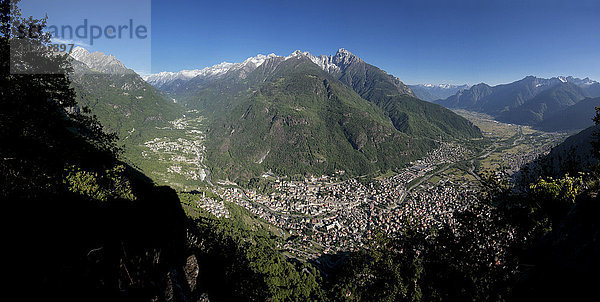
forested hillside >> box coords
[204,55,435,180]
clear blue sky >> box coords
[21,0,600,85]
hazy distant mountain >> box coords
[546,124,599,174]
[143,66,231,93]
[438,76,556,114]
[497,82,591,125]
[144,54,277,94]
[536,97,600,132]
[143,63,235,87]
[409,84,470,102]
[585,83,600,97]
[437,76,600,128]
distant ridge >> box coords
[536,97,600,132]
[435,76,600,130]
[409,84,471,102]
[497,82,591,125]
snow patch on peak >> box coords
[145,62,236,87]
[284,50,341,73]
[241,53,277,68]
[418,83,469,90]
[146,48,376,89]
[146,53,277,86]
[283,48,361,73]
[143,70,201,85]
[337,48,353,56]
[69,46,129,74]
[285,50,312,60]
[332,48,362,67]
[562,76,598,86]
[70,46,90,61]
[311,55,341,73]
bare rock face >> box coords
[70,46,133,74]
[184,255,200,292]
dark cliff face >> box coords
[16,181,191,301]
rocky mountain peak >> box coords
[70,46,130,74]
[332,48,361,67]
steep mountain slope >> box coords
[204,55,434,180]
[563,76,600,97]
[497,82,590,125]
[409,84,470,102]
[546,124,600,174]
[584,82,600,97]
[518,124,600,183]
[326,50,481,139]
[70,46,134,74]
[327,49,415,97]
[408,86,438,102]
[171,54,277,99]
[68,48,191,187]
[69,47,183,143]
[3,34,189,300]
[152,49,482,179]
[166,54,281,118]
[155,49,481,140]
[536,97,600,131]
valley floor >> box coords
[134,110,570,260]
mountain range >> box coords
[408,84,471,102]
[149,49,480,139]
[535,97,600,132]
[78,48,482,181]
[143,54,278,94]
[70,45,600,183]
[435,76,600,131]
[153,49,482,179]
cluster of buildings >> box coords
[373,179,477,235]
[142,116,208,182]
[215,143,481,258]
[502,145,554,175]
[194,194,230,218]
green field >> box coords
[454,110,569,175]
